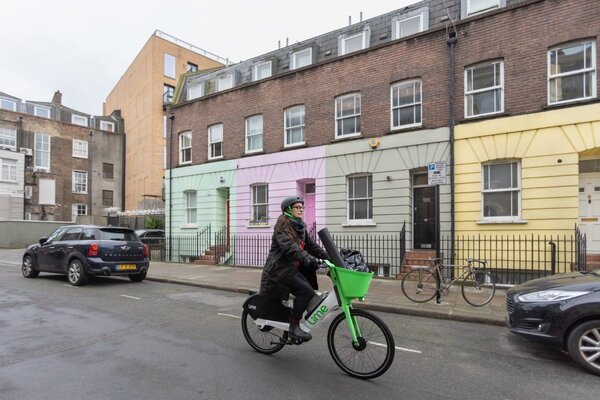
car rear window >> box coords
[99,229,138,241]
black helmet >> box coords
[281,196,304,212]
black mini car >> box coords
[506,270,600,376]
[22,225,149,286]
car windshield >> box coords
[99,228,138,241]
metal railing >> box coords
[440,226,586,285]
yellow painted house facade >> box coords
[454,103,600,280]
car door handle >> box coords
[67,246,74,249]
[48,246,55,249]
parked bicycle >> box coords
[241,228,395,380]
[401,258,496,307]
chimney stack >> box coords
[52,90,62,105]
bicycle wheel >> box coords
[241,310,285,355]
[327,309,395,379]
[461,270,496,306]
[401,268,437,303]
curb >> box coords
[147,276,506,326]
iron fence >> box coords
[440,227,586,285]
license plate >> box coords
[116,264,137,271]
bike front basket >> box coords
[329,265,373,300]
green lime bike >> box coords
[241,228,395,380]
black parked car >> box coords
[22,225,150,286]
[506,270,600,376]
[135,229,165,239]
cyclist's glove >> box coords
[314,258,326,270]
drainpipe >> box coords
[17,116,24,219]
[447,32,457,265]
[88,130,93,223]
[168,112,175,261]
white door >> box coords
[579,174,600,253]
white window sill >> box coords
[284,142,305,148]
[72,155,88,159]
[0,179,18,184]
[247,223,270,228]
[334,132,361,140]
[245,149,263,154]
[477,218,528,225]
[72,191,88,195]
[390,122,422,131]
[34,168,50,173]
[465,110,504,119]
[342,220,377,227]
[179,161,192,166]
[181,224,198,229]
[208,155,223,161]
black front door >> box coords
[414,186,436,249]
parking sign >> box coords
[427,161,446,185]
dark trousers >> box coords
[289,271,315,320]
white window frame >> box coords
[100,120,114,132]
[164,53,176,79]
[72,170,88,194]
[335,93,361,139]
[188,84,204,100]
[0,98,17,111]
[253,61,272,81]
[179,131,192,165]
[0,126,17,149]
[184,190,197,225]
[347,174,373,224]
[34,106,51,119]
[251,184,269,224]
[34,133,50,171]
[25,186,32,199]
[393,14,423,39]
[187,62,198,72]
[390,80,422,129]
[0,158,17,182]
[291,48,312,70]
[72,204,87,220]
[71,114,88,127]
[208,124,223,160]
[340,32,367,55]
[464,60,504,118]
[216,74,234,91]
[72,139,88,159]
[284,106,305,147]
[245,115,263,153]
[481,160,521,221]
[548,41,597,105]
[463,0,503,17]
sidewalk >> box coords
[147,261,507,326]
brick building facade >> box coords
[0,90,124,222]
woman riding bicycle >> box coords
[259,196,329,342]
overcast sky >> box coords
[0,0,418,115]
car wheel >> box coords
[129,272,147,282]
[567,320,600,376]
[67,259,89,286]
[22,255,39,278]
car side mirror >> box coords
[39,237,47,245]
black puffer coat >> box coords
[259,216,329,300]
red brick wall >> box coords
[169,0,600,166]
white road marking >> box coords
[218,313,241,319]
[369,341,422,354]
[63,285,78,288]
[121,295,141,300]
